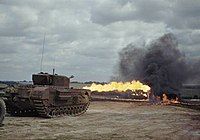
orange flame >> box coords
[162,93,180,105]
[83,81,150,94]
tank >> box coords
[2,72,91,118]
[0,85,6,125]
[0,97,6,125]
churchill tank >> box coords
[2,72,91,118]
[0,85,6,125]
[0,97,6,125]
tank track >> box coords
[5,97,90,117]
[32,99,90,118]
[5,101,38,117]
[6,99,90,118]
[6,106,38,117]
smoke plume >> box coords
[114,33,200,96]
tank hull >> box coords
[5,85,91,117]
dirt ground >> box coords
[0,101,199,140]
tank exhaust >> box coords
[53,68,55,75]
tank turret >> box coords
[32,72,70,87]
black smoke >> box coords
[114,33,200,96]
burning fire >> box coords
[83,81,150,96]
[149,93,180,104]
[162,93,180,105]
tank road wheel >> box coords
[72,97,78,104]
[50,110,56,118]
[0,98,6,126]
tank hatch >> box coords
[32,72,69,87]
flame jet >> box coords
[83,80,150,97]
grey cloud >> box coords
[90,0,169,25]
[0,38,18,54]
[0,0,199,82]
[90,1,137,25]
[90,0,200,30]
[175,30,200,46]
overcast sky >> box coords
[0,0,200,82]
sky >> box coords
[0,0,200,82]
